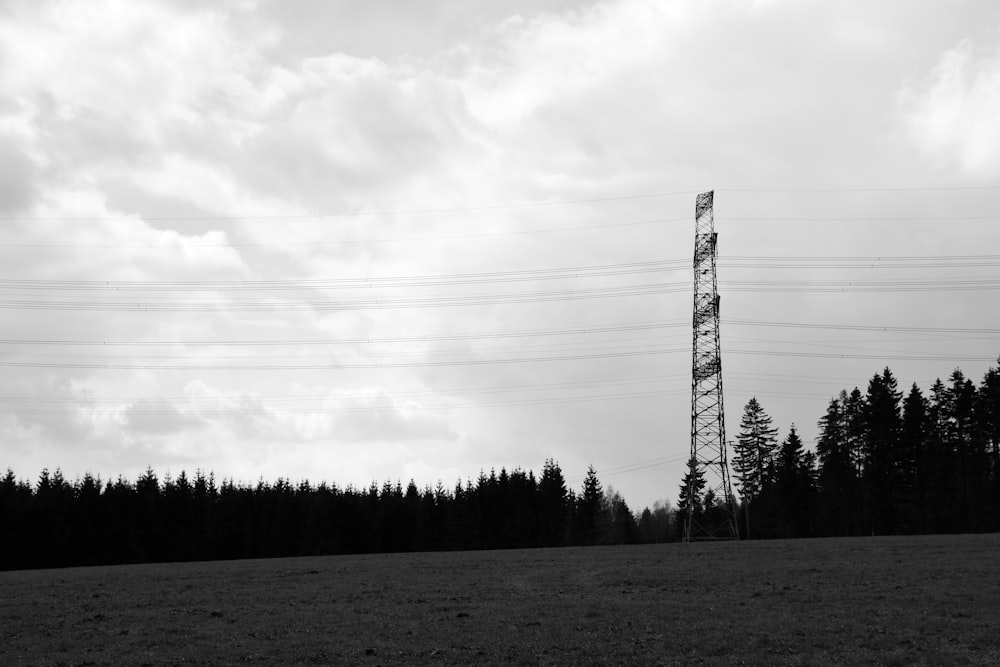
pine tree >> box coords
[575,466,608,545]
[900,383,929,532]
[939,370,981,530]
[843,388,866,475]
[538,459,568,546]
[772,425,815,537]
[676,456,706,534]
[926,377,953,532]
[816,395,853,535]
[951,369,989,531]
[863,368,903,534]
[732,397,778,538]
[979,361,1000,530]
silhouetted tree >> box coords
[980,360,1000,530]
[900,383,929,532]
[575,466,608,545]
[538,459,569,546]
[676,457,706,535]
[732,397,778,538]
[637,499,674,543]
[816,393,858,536]
[770,425,816,537]
[604,486,638,544]
[863,368,903,534]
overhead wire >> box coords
[0,217,684,248]
[6,389,678,416]
[0,190,701,222]
[2,183,997,224]
[0,319,687,347]
[0,374,681,405]
[0,347,681,370]
[0,282,680,311]
[0,259,686,291]
[2,253,998,291]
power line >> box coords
[5,389,677,416]
[0,259,685,291]
[0,347,681,370]
[2,276,998,312]
[0,316,993,348]
[729,349,996,363]
[0,190,700,223]
[720,185,1000,192]
[721,215,1000,223]
[0,320,687,347]
[726,319,1000,335]
[0,374,681,404]
[0,334,679,361]
[721,279,1000,292]
[0,281,682,311]
[724,253,1000,261]
[3,184,997,224]
[720,254,1000,269]
[565,453,690,483]
[0,217,685,248]
[3,253,995,292]
[0,316,992,352]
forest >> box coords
[0,460,666,571]
[697,360,1000,539]
[2,359,998,570]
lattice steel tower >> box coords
[684,190,739,541]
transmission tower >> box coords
[684,190,739,541]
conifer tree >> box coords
[816,395,854,535]
[732,397,778,538]
[575,466,608,545]
[900,383,929,532]
[676,456,706,534]
[979,361,1000,530]
[538,459,568,546]
[863,368,903,534]
[940,370,982,530]
[844,388,867,475]
[773,425,815,537]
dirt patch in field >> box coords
[2,534,998,665]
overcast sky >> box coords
[1,0,999,511]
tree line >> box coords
[682,359,1000,539]
[10,359,991,569]
[0,460,676,570]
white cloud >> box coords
[899,32,1000,177]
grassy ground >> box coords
[1,534,998,665]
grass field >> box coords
[1,534,998,665]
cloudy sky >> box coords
[1,0,999,511]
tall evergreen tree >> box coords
[538,459,569,546]
[863,368,903,534]
[949,369,987,530]
[816,393,856,536]
[979,361,1000,530]
[844,388,867,476]
[732,397,778,538]
[925,377,954,532]
[900,383,929,532]
[676,456,706,534]
[771,425,816,537]
[575,466,608,545]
